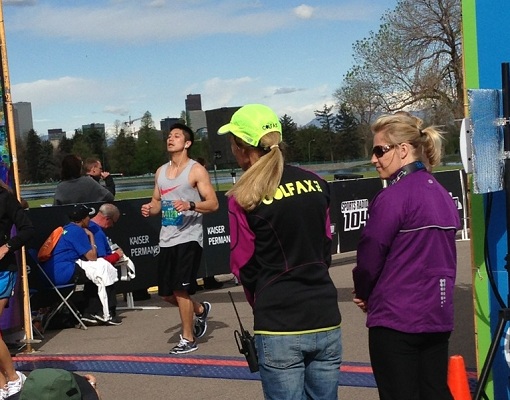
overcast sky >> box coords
[3,0,397,137]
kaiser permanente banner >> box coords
[26,170,466,295]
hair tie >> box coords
[419,129,425,137]
[270,144,279,150]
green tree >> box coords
[334,104,362,160]
[314,105,335,162]
[280,114,298,162]
[38,141,58,181]
[83,125,106,167]
[132,113,166,175]
[15,134,27,183]
[24,129,42,182]
[294,126,324,162]
[188,137,211,167]
[140,111,155,129]
[132,130,166,175]
[57,136,73,155]
[109,129,137,176]
[71,130,93,161]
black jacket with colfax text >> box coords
[228,165,341,333]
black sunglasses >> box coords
[372,144,395,158]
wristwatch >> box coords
[189,201,196,211]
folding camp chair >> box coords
[27,249,87,331]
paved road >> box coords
[15,239,475,400]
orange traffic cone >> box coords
[447,355,471,400]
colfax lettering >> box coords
[262,122,279,130]
[262,179,322,205]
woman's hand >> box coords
[352,290,367,313]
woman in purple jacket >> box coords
[353,112,460,400]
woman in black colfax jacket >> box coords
[218,104,342,400]
[0,182,35,398]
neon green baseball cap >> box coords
[217,104,282,147]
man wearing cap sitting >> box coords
[41,204,98,287]
[41,204,119,326]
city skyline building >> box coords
[48,128,65,149]
[82,123,106,136]
[185,94,206,138]
[185,94,202,111]
[205,106,240,169]
[160,117,182,135]
[12,102,33,140]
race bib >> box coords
[161,200,183,226]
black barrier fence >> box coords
[26,169,467,294]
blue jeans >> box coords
[255,327,342,400]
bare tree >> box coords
[335,0,462,126]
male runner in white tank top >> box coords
[141,123,219,354]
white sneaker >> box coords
[7,371,26,396]
[0,385,8,400]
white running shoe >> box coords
[7,371,26,397]
[0,385,8,400]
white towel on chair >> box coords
[116,255,136,281]
[76,258,118,320]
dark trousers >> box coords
[72,265,117,317]
[368,327,453,400]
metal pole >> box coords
[308,139,315,163]
[0,0,35,350]
[213,163,219,191]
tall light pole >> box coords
[308,138,315,163]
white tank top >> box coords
[157,160,203,247]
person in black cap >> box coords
[40,204,119,326]
[40,204,98,288]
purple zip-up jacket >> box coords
[353,169,460,333]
